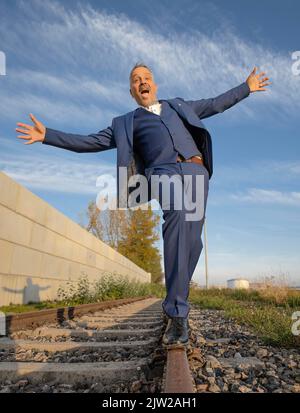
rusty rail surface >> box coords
[163,347,195,393]
[4,296,152,333]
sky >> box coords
[0,0,300,286]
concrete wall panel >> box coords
[0,172,151,306]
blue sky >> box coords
[0,0,299,286]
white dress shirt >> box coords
[140,101,162,116]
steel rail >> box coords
[163,347,195,393]
[4,296,152,333]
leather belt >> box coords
[176,155,204,165]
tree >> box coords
[80,201,163,284]
[118,206,163,283]
[84,200,103,240]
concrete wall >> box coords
[0,172,151,306]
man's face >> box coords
[130,67,158,107]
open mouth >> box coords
[141,90,150,95]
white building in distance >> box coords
[227,278,250,289]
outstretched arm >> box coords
[3,286,24,293]
[185,67,271,120]
[16,114,116,153]
[39,285,51,291]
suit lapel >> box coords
[124,110,135,150]
[164,98,207,130]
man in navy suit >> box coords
[16,63,270,347]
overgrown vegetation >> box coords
[56,272,165,306]
[189,286,300,348]
[0,272,165,314]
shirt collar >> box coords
[139,100,161,110]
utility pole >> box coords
[204,217,209,289]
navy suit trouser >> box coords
[148,161,209,318]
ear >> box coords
[129,88,133,98]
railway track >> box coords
[0,297,196,393]
[1,297,298,394]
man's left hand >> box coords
[246,67,271,92]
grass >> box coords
[189,287,300,348]
[0,301,63,314]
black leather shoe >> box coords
[162,316,190,347]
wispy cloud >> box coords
[0,90,118,129]
[0,152,116,195]
[230,187,300,206]
[0,0,299,129]
[208,160,300,207]
[213,160,300,187]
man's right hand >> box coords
[16,113,46,144]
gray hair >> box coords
[129,62,153,82]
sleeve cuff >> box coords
[42,127,55,145]
[240,81,251,97]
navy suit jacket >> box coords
[43,81,250,207]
